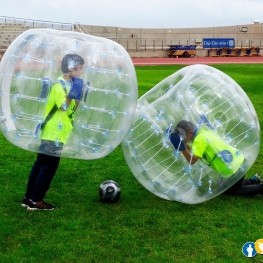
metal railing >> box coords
[0,16,74,31]
[111,38,263,51]
[74,22,88,34]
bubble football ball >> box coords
[0,28,137,159]
[99,180,121,203]
[122,64,260,204]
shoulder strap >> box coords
[58,79,68,94]
[40,104,58,130]
[40,80,68,130]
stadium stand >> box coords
[0,16,262,59]
[0,23,28,59]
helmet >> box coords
[61,54,84,73]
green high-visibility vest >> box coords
[192,127,244,177]
[41,77,77,144]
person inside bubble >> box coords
[168,118,263,196]
[21,53,85,211]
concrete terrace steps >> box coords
[0,20,75,57]
[0,23,27,30]
[0,23,28,49]
[0,21,74,57]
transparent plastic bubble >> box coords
[0,28,137,159]
[122,64,260,204]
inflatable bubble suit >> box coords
[122,64,260,204]
[0,28,137,159]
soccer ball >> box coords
[99,180,121,203]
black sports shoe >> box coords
[21,197,30,208]
[27,200,56,211]
[251,173,263,184]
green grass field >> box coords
[0,64,263,263]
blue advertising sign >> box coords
[203,38,235,48]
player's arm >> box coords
[61,78,84,111]
[181,146,200,165]
[170,132,200,164]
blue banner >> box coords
[203,38,235,48]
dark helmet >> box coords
[174,120,195,140]
[61,54,85,73]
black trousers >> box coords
[225,176,263,196]
[25,153,60,202]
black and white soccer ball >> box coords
[99,180,121,203]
